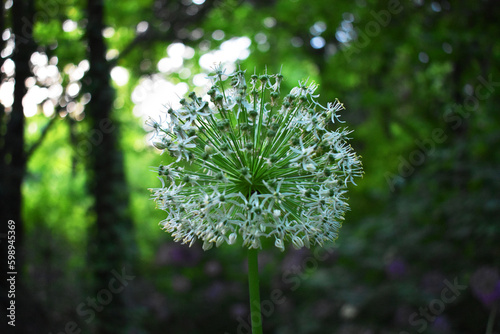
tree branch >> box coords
[25,114,59,161]
[111,0,219,67]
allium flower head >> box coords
[470,266,500,307]
[149,66,363,251]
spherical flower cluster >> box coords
[148,66,363,251]
[470,266,500,307]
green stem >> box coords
[485,304,497,334]
[248,248,263,334]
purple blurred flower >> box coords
[431,315,451,332]
[204,281,227,302]
[421,271,446,296]
[204,260,223,277]
[470,267,500,307]
[230,303,248,319]
[281,248,310,273]
[171,274,191,292]
[385,258,407,279]
[155,242,202,267]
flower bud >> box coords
[292,236,304,249]
[228,233,237,244]
[240,123,251,132]
[216,236,224,247]
[266,130,276,138]
[202,241,213,250]
[153,141,168,150]
[205,145,215,154]
[240,167,250,176]
[305,163,316,172]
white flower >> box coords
[149,67,363,251]
[170,136,197,162]
[305,163,317,172]
[290,138,316,170]
[274,238,284,250]
[327,99,346,124]
[228,232,238,245]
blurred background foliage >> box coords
[1,0,499,333]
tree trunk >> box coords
[1,0,50,332]
[85,0,137,333]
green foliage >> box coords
[14,0,500,333]
[25,115,91,248]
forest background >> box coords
[1,0,499,333]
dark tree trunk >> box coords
[1,0,49,332]
[0,0,8,329]
[4,0,30,231]
[85,0,137,333]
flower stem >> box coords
[248,248,263,334]
[485,304,497,334]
